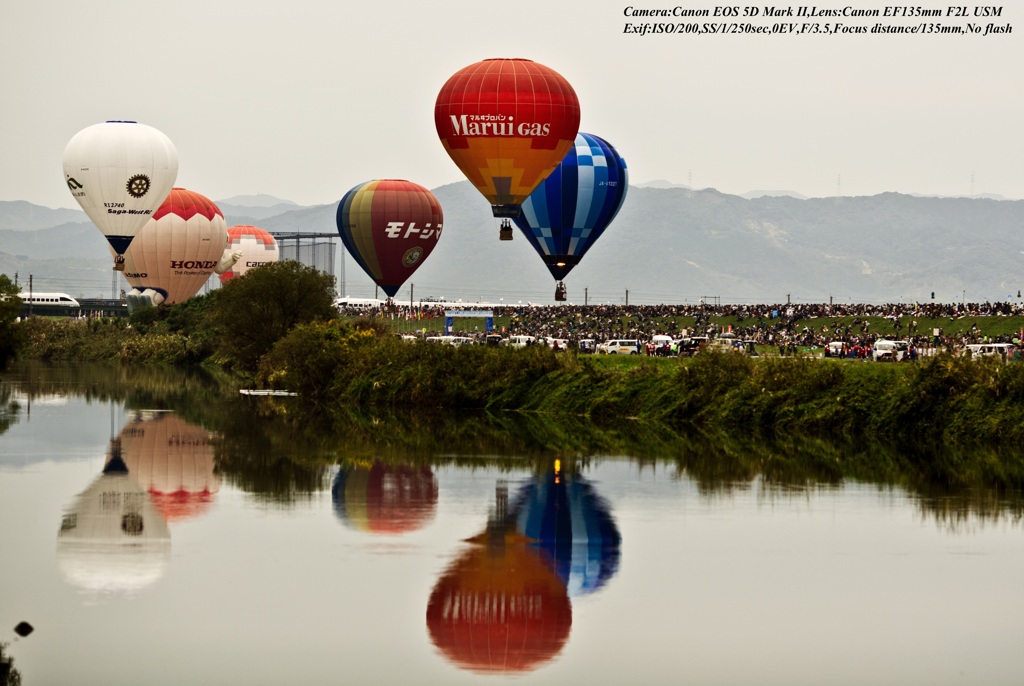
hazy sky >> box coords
[2,0,1021,210]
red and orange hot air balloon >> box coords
[435,58,580,239]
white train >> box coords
[18,292,81,307]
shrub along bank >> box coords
[16,305,1024,462]
[253,319,1024,460]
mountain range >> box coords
[2,183,1022,305]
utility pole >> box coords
[28,274,33,317]
[410,283,414,310]
[584,287,588,306]
[625,289,629,306]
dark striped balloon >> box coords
[335,180,443,297]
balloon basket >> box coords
[499,219,513,241]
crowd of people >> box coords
[336,300,1024,356]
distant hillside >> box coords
[739,190,808,200]
[3,185,1023,305]
[217,193,297,208]
[0,201,85,231]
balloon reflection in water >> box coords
[426,481,572,674]
[56,440,171,596]
[114,411,220,522]
[510,462,622,597]
[331,462,438,534]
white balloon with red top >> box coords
[218,225,280,284]
[118,187,229,308]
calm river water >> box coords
[1,363,1022,686]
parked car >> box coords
[965,342,1016,360]
[872,339,909,361]
[544,337,569,351]
[578,339,597,354]
[599,339,640,355]
[426,335,475,347]
[646,335,674,356]
[506,335,537,348]
[676,336,710,357]
[826,341,847,358]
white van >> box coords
[426,335,474,347]
[506,335,537,348]
[967,343,1016,360]
[646,335,674,355]
[544,337,569,351]
[872,339,909,361]
[599,339,640,355]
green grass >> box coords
[371,313,1024,342]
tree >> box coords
[0,274,24,372]
[212,260,337,371]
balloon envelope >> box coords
[120,188,229,305]
[219,225,280,284]
[514,133,628,281]
[335,180,443,298]
[62,121,178,259]
[435,59,580,216]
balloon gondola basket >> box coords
[554,282,567,301]
[499,219,514,241]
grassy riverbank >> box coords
[248,318,1024,463]
[15,312,1024,459]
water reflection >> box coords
[510,462,621,598]
[4,361,1022,526]
[56,440,171,597]
[427,462,622,673]
[331,461,438,534]
[115,411,220,522]
[427,479,573,674]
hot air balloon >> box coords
[218,225,280,284]
[62,121,178,270]
[118,188,229,309]
[435,58,580,240]
[335,180,443,298]
[513,133,628,302]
